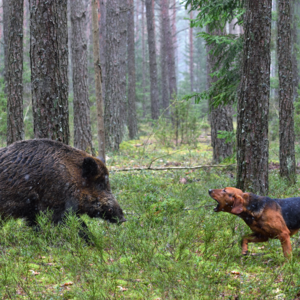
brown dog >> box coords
[208,187,300,258]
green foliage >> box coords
[154,99,201,148]
[203,33,243,108]
[185,0,245,31]
[183,0,244,108]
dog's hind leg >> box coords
[278,232,292,258]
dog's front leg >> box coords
[241,233,269,255]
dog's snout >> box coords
[208,189,213,194]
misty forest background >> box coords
[2,0,300,196]
[2,0,300,194]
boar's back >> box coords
[0,139,108,222]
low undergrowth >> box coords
[1,140,300,299]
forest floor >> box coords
[2,132,300,299]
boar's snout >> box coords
[106,203,126,224]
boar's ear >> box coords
[82,157,99,178]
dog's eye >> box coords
[223,189,226,192]
[228,194,233,197]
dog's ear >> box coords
[242,193,250,203]
[231,195,244,214]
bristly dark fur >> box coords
[0,139,126,226]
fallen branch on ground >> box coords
[109,164,235,172]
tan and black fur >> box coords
[208,187,300,258]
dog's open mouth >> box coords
[210,196,220,212]
[214,203,220,212]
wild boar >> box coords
[0,139,126,228]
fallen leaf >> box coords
[29,270,40,275]
[117,286,128,291]
[231,271,240,275]
[61,282,73,287]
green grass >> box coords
[1,137,300,299]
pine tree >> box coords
[30,0,69,143]
[6,0,24,145]
[237,0,271,194]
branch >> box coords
[109,164,235,172]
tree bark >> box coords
[142,1,146,118]
[104,0,124,150]
[135,0,139,42]
[189,10,194,93]
[278,0,296,183]
[127,0,138,139]
[145,0,159,119]
[99,0,106,100]
[6,0,24,145]
[161,0,177,101]
[71,0,92,153]
[160,0,169,113]
[207,28,233,163]
[30,0,69,144]
[237,0,271,194]
[3,0,10,92]
[92,0,105,158]
[172,0,177,71]
[291,0,299,103]
[119,1,128,126]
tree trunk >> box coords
[127,0,138,139]
[30,0,69,144]
[161,0,177,101]
[207,28,233,163]
[278,0,296,183]
[135,0,139,42]
[189,10,194,93]
[142,1,146,118]
[160,0,169,113]
[236,0,271,194]
[145,0,159,119]
[104,0,124,150]
[92,0,105,158]
[172,0,177,71]
[71,0,92,153]
[291,0,299,102]
[6,0,24,145]
[119,1,128,126]
[3,0,10,92]
[99,0,106,101]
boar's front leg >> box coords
[76,216,94,244]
